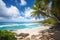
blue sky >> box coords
[0,0,43,22]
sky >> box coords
[0,0,43,22]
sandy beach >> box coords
[10,26,60,40]
[11,26,50,37]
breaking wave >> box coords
[0,23,41,30]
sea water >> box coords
[0,22,41,30]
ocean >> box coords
[0,22,41,30]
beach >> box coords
[11,26,59,40]
[11,26,50,38]
[12,26,49,34]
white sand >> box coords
[12,26,50,37]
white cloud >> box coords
[24,7,34,17]
[24,7,44,21]
[6,6,20,17]
[0,0,42,22]
[0,17,5,20]
[24,7,36,20]
[0,0,22,22]
[20,0,27,6]
[0,0,20,18]
[0,0,35,22]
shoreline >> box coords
[11,26,50,37]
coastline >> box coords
[11,26,50,37]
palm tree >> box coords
[31,0,60,23]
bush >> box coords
[0,30,17,40]
[38,18,58,25]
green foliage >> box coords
[38,18,58,25]
[0,30,16,40]
[31,0,60,23]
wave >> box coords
[0,23,40,28]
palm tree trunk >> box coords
[53,15,60,23]
[47,15,60,23]
[44,14,60,23]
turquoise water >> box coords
[0,22,41,30]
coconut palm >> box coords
[31,0,60,23]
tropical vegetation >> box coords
[37,18,58,25]
[31,0,60,24]
[0,30,16,40]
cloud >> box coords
[0,0,42,22]
[6,6,20,18]
[9,7,36,22]
[24,7,44,21]
[0,0,20,18]
[0,0,22,22]
[24,7,35,17]
[24,7,35,20]
[20,0,27,6]
[0,0,35,22]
